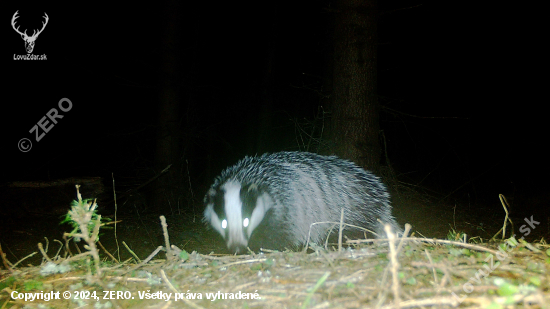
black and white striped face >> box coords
[203,180,271,254]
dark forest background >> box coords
[1,0,546,258]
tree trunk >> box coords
[151,0,183,212]
[331,0,380,173]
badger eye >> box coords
[243,217,249,228]
[221,219,227,229]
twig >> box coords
[338,208,344,253]
[0,244,14,273]
[53,240,64,260]
[119,246,163,276]
[490,194,514,241]
[349,236,500,256]
[11,252,38,268]
[160,216,173,258]
[37,243,52,263]
[110,164,172,202]
[385,224,401,308]
[43,237,49,256]
[122,241,141,263]
[302,272,330,309]
[97,241,118,263]
[62,251,92,264]
[112,172,121,262]
[160,269,205,309]
[304,220,375,252]
[424,249,438,288]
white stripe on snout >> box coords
[222,181,248,248]
[247,192,271,238]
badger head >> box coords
[203,180,272,254]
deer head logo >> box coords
[11,10,49,54]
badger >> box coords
[203,151,400,254]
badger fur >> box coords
[203,151,400,254]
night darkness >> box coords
[2,0,546,258]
